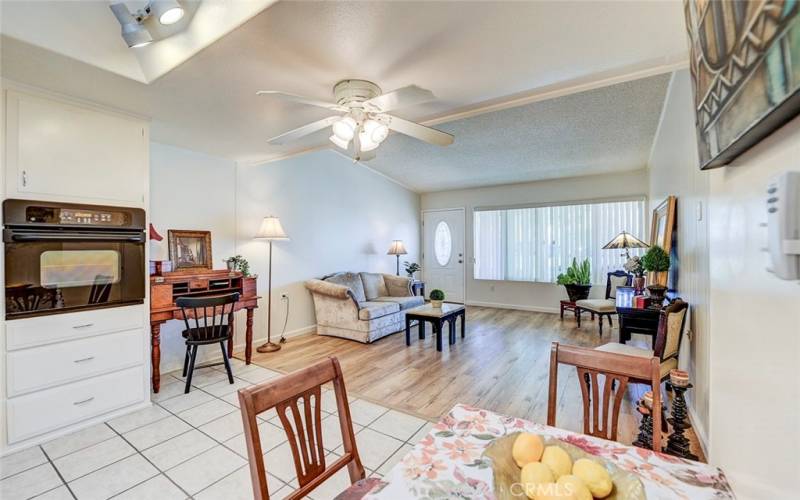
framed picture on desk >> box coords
[168,230,213,270]
[650,196,676,252]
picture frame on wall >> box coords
[650,196,676,252]
[683,1,800,169]
[168,230,213,270]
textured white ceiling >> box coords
[367,74,671,192]
[0,0,688,175]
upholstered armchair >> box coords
[575,270,631,335]
[595,298,689,382]
[305,272,424,343]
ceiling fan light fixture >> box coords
[363,119,389,144]
[332,116,356,142]
[152,0,185,25]
[329,134,350,150]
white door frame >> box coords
[421,207,467,303]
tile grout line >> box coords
[105,422,194,500]
[39,445,78,500]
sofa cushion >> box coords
[360,272,389,300]
[324,272,366,303]
[358,301,400,320]
[575,298,616,313]
[373,295,424,310]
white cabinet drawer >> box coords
[6,305,144,350]
[7,329,144,397]
[6,366,145,444]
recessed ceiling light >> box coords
[152,0,185,25]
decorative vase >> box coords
[430,299,443,308]
[563,284,591,302]
[646,284,667,304]
[633,276,646,294]
[650,271,668,287]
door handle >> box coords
[72,323,95,329]
[73,356,95,363]
[73,397,95,406]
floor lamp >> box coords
[255,216,289,353]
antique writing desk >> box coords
[149,269,259,392]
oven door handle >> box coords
[6,231,145,243]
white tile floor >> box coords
[0,359,434,500]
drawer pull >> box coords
[73,356,95,363]
[73,397,95,406]
[72,323,95,329]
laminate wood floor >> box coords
[245,305,704,460]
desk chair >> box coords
[176,292,239,394]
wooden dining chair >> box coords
[547,342,662,451]
[237,357,366,500]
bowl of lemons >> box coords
[482,432,645,499]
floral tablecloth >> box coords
[339,404,734,500]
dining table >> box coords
[337,404,734,499]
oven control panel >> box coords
[25,206,130,226]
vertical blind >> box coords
[474,199,646,284]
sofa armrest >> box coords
[305,279,356,302]
[382,274,412,297]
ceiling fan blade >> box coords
[267,116,341,145]
[384,115,454,146]
[257,91,346,112]
[363,85,435,112]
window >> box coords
[473,199,646,284]
[41,250,121,288]
[434,221,452,266]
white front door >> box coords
[423,209,465,303]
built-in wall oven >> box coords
[3,199,146,319]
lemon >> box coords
[572,458,613,498]
[556,475,592,500]
[541,446,572,479]
[519,462,555,499]
[512,433,545,468]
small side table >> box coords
[560,300,593,320]
[411,280,425,297]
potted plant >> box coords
[404,261,421,278]
[556,258,592,302]
[624,255,646,294]
[641,245,670,302]
[223,255,253,277]
[429,289,445,308]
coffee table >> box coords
[404,303,466,352]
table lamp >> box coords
[602,231,649,259]
[387,240,407,275]
[255,216,289,353]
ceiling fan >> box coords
[257,79,454,161]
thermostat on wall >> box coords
[766,171,800,280]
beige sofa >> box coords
[305,272,424,343]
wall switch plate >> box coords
[696,201,703,222]
[766,171,800,280]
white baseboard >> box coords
[466,300,560,315]
[686,400,709,462]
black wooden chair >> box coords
[575,270,631,336]
[176,292,240,394]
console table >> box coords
[149,269,259,393]
[615,286,662,347]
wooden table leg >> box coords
[560,303,564,319]
[435,321,442,352]
[227,313,235,359]
[245,307,254,365]
[418,319,425,340]
[151,323,162,393]
[460,311,466,339]
[448,319,455,345]
[405,315,411,346]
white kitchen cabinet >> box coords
[4,90,148,206]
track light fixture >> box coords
[109,1,186,48]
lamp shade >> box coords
[387,240,407,255]
[602,231,649,250]
[255,216,289,240]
